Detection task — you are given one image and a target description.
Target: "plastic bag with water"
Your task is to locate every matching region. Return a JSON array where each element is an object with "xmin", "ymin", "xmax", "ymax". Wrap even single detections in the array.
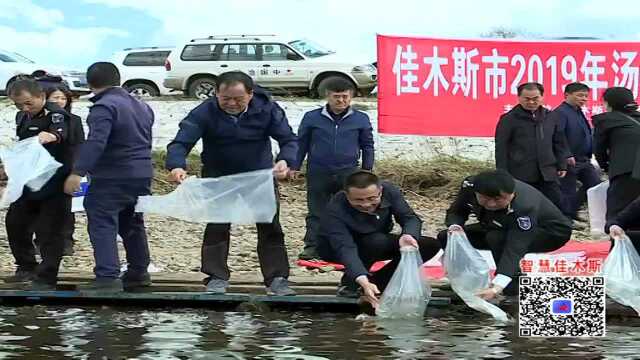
[
  {"xmin": 602, "ymin": 235, "xmax": 640, "ymax": 315},
  {"xmin": 0, "ymin": 136, "xmax": 62, "ymax": 207},
  {"xmin": 135, "ymin": 168, "xmax": 277, "ymax": 224},
  {"xmin": 443, "ymin": 231, "xmax": 510, "ymax": 322},
  {"xmin": 587, "ymin": 181, "xmax": 609, "ymax": 236},
  {"xmin": 376, "ymin": 246, "xmax": 432, "ymax": 318}
]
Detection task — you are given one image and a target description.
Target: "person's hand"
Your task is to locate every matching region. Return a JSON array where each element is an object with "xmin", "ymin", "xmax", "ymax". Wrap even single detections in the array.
[
  {"xmin": 610, "ymin": 225, "xmax": 625, "ymax": 239},
  {"xmin": 273, "ymin": 160, "xmax": 289, "ymax": 180},
  {"xmin": 448, "ymin": 224, "xmax": 464, "ymax": 233},
  {"xmin": 398, "ymin": 234, "xmax": 419, "ymax": 249},
  {"xmin": 475, "ymin": 285, "xmax": 504, "ymax": 301},
  {"xmin": 63, "ymin": 174, "xmax": 82, "ymax": 195},
  {"xmin": 37, "ymin": 131, "xmax": 57, "ymax": 144},
  {"xmin": 356, "ymin": 276, "xmax": 380, "ymax": 309},
  {"xmin": 169, "ymin": 168, "xmax": 188, "ymax": 183},
  {"xmin": 567, "ymin": 157, "xmax": 576, "ymax": 167},
  {"xmin": 557, "ymin": 170, "xmax": 567, "ymax": 178}
]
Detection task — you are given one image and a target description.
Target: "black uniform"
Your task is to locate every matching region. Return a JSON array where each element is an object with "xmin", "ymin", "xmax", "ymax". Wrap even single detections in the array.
[
  {"xmin": 606, "ymin": 195, "xmax": 640, "ymax": 252},
  {"xmin": 592, "ymin": 110, "xmax": 640, "ymax": 222},
  {"xmin": 5, "ymin": 102, "xmax": 74, "ymax": 285},
  {"xmin": 495, "ymin": 104, "xmax": 570, "ymax": 215},
  {"xmin": 316, "ymin": 181, "xmax": 441, "ymax": 290},
  {"xmin": 437, "ymin": 177, "xmax": 572, "ymax": 294}
]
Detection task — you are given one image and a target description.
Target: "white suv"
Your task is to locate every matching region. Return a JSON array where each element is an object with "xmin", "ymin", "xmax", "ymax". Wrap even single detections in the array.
[
  {"xmin": 112, "ymin": 47, "xmax": 174, "ymax": 97},
  {"xmin": 163, "ymin": 35, "xmax": 377, "ymax": 99},
  {"xmin": 0, "ymin": 49, "xmax": 89, "ymax": 95}
]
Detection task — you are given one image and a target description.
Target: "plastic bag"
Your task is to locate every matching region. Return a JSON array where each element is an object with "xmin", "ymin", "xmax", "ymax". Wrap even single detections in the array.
[
  {"xmin": 443, "ymin": 232, "xmax": 510, "ymax": 322},
  {"xmin": 0, "ymin": 136, "xmax": 62, "ymax": 207},
  {"xmin": 135, "ymin": 168, "xmax": 277, "ymax": 224},
  {"xmin": 376, "ymin": 246, "xmax": 431, "ymax": 318},
  {"xmin": 602, "ymin": 235, "xmax": 640, "ymax": 315},
  {"xmin": 587, "ymin": 181, "xmax": 609, "ymax": 236}
]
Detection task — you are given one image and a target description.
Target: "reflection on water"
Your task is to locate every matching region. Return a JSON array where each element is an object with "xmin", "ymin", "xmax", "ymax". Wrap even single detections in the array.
[{"xmin": 0, "ymin": 305, "xmax": 637, "ymax": 359}]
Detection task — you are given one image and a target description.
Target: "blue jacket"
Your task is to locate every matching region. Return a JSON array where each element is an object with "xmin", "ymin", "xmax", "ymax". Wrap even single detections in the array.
[
  {"xmin": 165, "ymin": 90, "xmax": 298, "ymax": 177},
  {"xmin": 294, "ymin": 105, "xmax": 374, "ymax": 172},
  {"xmin": 549, "ymin": 102, "xmax": 593, "ymax": 162},
  {"xmin": 318, "ymin": 182, "xmax": 422, "ymax": 281},
  {"xmin": 73, "ymin": 87, "xmax": 154, "ymax": 179}
]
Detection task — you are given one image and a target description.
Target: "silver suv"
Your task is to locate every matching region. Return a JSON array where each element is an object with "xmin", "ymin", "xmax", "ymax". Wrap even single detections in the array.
[{"xmin": 163, "ymin": 35, "xmax": 377, "ymax": 99}]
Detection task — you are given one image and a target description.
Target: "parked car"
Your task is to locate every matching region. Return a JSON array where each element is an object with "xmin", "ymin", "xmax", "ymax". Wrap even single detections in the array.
[
  {"xmin": 0, "ymin": 49, "xmax": 88, "ymax": 96},
  {"xmin": 112, "ymin": 47, "xmax": 175, "ymax": 97},
  {"xmin": 163, "ymin": 35, "xmax": 377, "ymax": 99}
]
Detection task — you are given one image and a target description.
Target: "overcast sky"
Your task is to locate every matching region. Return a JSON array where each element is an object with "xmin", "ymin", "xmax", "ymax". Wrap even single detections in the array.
[{"xmin": 2, "ymin": 0, "xmax": 640, "ymax": 70}]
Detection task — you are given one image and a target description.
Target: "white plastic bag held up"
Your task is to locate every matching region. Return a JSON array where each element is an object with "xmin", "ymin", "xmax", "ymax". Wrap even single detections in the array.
[
  {"xmin": 587, "ymin": 181, "xmax": 609, "ymax": 236},
  {"xmin": 135, "ymin": 169, "xmax": 277, "ymax": 224},
  {"xmin": 376, "ymin": 246, "xmax": 432, "ymax": 318},
  {"xmin": 602, "ymin": 235, "xmax": 640, "ymax": 315},
  {"xmin": 0, "ymin": 136, "xmax": 62, "ymax": 207},
  {"xmin": 443, "ymin": 232, "xmax": 510, "ymax": 322}
]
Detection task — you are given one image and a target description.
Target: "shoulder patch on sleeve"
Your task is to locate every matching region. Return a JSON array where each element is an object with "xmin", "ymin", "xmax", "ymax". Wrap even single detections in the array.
[
  {"xmin": 462, "ymin": 179, "xmax": 474, "ymax": 189},
  {"xmin": 50, "ymin": 113, "xmax": 64, "ymax": 124},
  {"xmin": 517, "ymin": 216, "xmax": 532, "ymax": 231}
]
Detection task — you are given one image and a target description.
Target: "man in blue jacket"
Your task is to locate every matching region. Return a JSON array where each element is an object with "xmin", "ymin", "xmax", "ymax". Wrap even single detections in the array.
[
  {"xmin": 64, "ymin": 62, "xmax": 154, "ymax": 292},
  {"xmin": 166, "ymin": 71, "xmax": 298, "ymax": 296},
  {"xmin": 548, "ymin": 82, "xmax": 601, "ymax": 223},
  {"xmin": 293, "ymin": 77, "xmax": 375, "ymax": 260},
  {"xmin": 317, "ymin": 170, "xmax": 441, "ymax": 303}
]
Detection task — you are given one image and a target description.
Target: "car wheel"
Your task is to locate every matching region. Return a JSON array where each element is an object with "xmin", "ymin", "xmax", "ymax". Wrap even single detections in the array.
[
  {"xmin": 315, "ymin": 75, "xmax": 355, "ymax": 99},
  {"xmin": 125, "ymin": 83, "xmax": 159, "ymax": 97},
  {"xmin": 189, "ymin": 77, "xmax": 217, "ymax": 99}
]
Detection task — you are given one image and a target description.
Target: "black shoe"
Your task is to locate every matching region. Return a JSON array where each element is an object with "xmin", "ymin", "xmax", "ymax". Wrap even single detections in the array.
[
  {"xmin": 77, "ymin": 278, "xmax": 123, "ymax": 292},
  {"xmin": 121, "ymin": 271, "xmax": 151, "ymax": 291},
  {"xmin": 30, "ymin": 281, "xmax": 57, "ymax": 291},
  {"xmin": 298, "ymin": 248, "xmax": 320, "ymax": 261},
  {"xmin": 336, "ymin": 285, "xmax": 360, "ymax": 298},
  {"xmin": 4, "ymin": 269, "xmax": 36, "ymax": 283}
]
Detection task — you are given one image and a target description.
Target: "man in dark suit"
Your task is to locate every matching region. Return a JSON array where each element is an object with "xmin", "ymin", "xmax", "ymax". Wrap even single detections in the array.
[{"xmin": 495, "ymin": 82, "xmax": 570, "ymax": 217}]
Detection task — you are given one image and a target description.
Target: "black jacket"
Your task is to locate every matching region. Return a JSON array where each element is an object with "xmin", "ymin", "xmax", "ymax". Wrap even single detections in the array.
[
  {"xmin": 606, "ymin": 194, "xmax": 640, "ymax": 232},
  {"xmin": 15, "ymin": 102, "xmax": 75, "ymax": 199},
  {"xmin": 592, "ymin": 111, "xmax": 640, "ymax": 180},
  {"xmin": 445, "ymin": 177, "xmax": 572, "ymax": 279},
  {"xmin": 495, "ymin": 105, "xmax": 568, "ymax": 183},
  {"xmin": 318, "ymin": 182, "xmax": 422, "ymax": 281}
]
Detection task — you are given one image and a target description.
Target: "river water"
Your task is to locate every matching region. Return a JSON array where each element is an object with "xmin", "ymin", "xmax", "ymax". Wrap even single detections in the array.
[{"xmin": 0, "ymin": 305, "xmax": 638, "ymax": 359}]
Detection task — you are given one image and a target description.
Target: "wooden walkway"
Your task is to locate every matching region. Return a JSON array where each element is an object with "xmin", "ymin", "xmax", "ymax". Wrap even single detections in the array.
[{"xmin": 0, "ymin": 272, "xmax": 636, "ymax": 318}]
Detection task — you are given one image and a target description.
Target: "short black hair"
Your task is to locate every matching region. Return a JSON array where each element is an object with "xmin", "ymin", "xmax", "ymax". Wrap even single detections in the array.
[
  {"xmin": 472, "ymin": 170, "xmax": 515, "ymax": 197},
  {"xmin": 603, "ymin": 86, "xmax": 638, "ymax": 112},
  {"xmin": 325, "ymin": 77, "xmax": 355, "ymax": 95},
  {"xmin": 216, "ymin": 71, "xmax": 254, "ymax": 92},
  {"xmin": 344, "ymin": 170, "xmax": 380, "ymax": 191},
  {"xmin": 86, "ymin": 62, "xmax": 120, "ymax": 88},
  {"xmin": 517, "ymin": 82, "xmax": 544, "ymax": 96},
  {"xmin": 7, "ymin": 78, "xmax": 43, "ymax": 97},
  {"xmin": 564, "ymin": 82, "xmax": 590, "ymax": 94}
]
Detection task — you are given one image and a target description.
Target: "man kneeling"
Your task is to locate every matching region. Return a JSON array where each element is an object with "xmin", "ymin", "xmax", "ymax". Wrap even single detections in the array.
[
  {"xmin": 437, "ymin": 170, "xmax": 572, "ymax": 300},
  {"xmin": 317, "ymin": 170, "xmax": 441, "ymax": 307}
]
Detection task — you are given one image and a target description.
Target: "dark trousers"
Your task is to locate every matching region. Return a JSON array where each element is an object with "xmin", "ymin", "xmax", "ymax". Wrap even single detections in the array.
[
  {"xmin": 607, "ymin": 174, "xmax": 640, "ymax": 222},
  {"xmin": 320, "ymin": 233, "xmax": 441, "ymax": 291},
  {"xmin": 436, "ymin": 223, "xmax": 569, "ymax": 294},
  {"xmin": 35, "ymin": 212, "xmax": 76, "ymax": 250},
  {"xmin": 84, "ymin": 178, "xmax": 151, "ymax": 279},
  {"xmin": 5, "ymin": 193, "xmax": 70, "ymax": 284},
  {"xmin": 201, "ymin": 185, "xmax": 289, "ymax": 286},
  {"xmin": 529, "ymin": 180, "xmax": 570, "ymax": 217},
  {"xmin": 303, "ymin": 168, "xmax": 356, "ymax": 254},
  {"xmin": 560, "ymin": 161, "xmax": 601, "ymax": 219}
]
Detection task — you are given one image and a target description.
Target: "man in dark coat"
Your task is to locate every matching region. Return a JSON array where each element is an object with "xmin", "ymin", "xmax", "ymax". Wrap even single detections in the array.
[{"xmin": 495, "ymin": 82, "xmax": 570, "ymax": 217}]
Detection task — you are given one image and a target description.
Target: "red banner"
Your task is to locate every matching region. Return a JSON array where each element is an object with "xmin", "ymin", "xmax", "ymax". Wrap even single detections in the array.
[{"xmin": 377, "ymin": 35, "xmax": 640, "ymax": 137}]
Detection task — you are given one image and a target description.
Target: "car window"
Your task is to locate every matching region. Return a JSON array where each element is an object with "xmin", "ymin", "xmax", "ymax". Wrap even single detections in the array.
[
  {"xmin": 220, "ymin": 44, "xmax": 258, "ymax": 61},
  {"xmin": 123, "ymin": 51, "xmax": 171, "ymax": 66},
  {"xmin": 181, "ymin": 44, "xmax": 217, "ymax": 61}
]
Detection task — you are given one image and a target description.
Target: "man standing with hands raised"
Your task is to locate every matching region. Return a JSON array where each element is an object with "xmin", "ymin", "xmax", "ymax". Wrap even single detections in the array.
[{"xmin": 166, "ymin": 71, "xmax": 298, "ymax": 296}]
